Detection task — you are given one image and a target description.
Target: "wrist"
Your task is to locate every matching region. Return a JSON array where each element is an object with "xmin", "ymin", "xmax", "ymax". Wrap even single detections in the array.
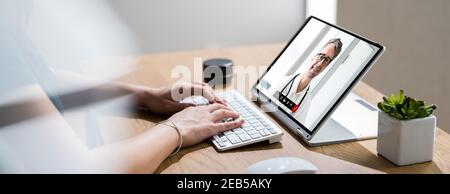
[
  {"xmin": 135, "ymin": 86, "xmax": 159, "ymax": 108},
  {"xmin": 157, "ymin": 120, "xmax": 183, "ymax": 156}
]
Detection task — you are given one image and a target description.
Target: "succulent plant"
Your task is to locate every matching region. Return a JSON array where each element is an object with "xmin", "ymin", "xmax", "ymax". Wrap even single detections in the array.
[{"xmin": 378, "ymin": 90, "xmax": 437, "ymax": 120}]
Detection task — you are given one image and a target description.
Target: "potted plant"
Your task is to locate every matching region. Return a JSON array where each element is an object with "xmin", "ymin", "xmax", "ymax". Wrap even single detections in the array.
[{"xmin": 377, "ymin": 90, "xmax": 437, "ymax": 166}]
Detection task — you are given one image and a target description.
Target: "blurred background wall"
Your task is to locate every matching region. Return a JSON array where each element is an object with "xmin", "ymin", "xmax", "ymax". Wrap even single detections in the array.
[
  {"xmin": 105, "ymin": 0, "xmax": 337, "ymax": 53},
  {"xmin": 337, "ymin": 0, "xmax": 450, "ymax": 132},
  {"xmin": 106, "ymin": 0, "xmax": 306, "ymax": 53},
  {"xmin": 29, "ymin": 0, "xmax": 307, "ymax": 57}
]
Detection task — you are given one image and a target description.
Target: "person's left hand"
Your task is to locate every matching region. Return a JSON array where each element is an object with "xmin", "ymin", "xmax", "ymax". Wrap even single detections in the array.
[{"xmin": 137, "ymin": 82, "xmax": 226, "ymax": 115}]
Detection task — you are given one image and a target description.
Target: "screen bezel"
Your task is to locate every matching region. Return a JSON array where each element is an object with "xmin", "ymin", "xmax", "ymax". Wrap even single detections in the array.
[{"xmin": 251, "ymin": 16, "xmax": 384, "ymax": 139}]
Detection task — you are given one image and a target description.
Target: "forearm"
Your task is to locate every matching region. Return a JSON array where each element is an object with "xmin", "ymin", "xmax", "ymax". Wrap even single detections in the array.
[
  {"xmin": 92, "ymin": 124, "xmax": 179, "ymax": 173},
  {"xmin": 53, "ymin": 70, "xmax": 156, "ymax": 109}
]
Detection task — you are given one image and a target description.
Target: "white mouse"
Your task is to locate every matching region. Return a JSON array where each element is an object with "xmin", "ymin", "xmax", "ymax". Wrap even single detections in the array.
[{"xmin": 245, "ymin": 157, "xmax": 318, "ymax": 174}]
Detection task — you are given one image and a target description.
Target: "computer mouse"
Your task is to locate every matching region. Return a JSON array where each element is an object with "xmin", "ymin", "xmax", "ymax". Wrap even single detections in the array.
[{"xmin": 245, "ymin": 157, "xmax": 318, "ymax": 174}]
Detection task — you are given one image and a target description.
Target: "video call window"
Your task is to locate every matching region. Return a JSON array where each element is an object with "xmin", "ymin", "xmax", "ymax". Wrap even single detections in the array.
[{"xmin": 256, "ymin": 18, "xmax": 380, "ymax": 131}]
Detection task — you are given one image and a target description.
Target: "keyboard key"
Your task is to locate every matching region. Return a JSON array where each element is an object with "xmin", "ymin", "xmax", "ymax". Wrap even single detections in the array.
[
  {"xmin": 242, "ymin": 122, "xmax": 250, "ymax": 127},
  {"xmin": 265, "ymin": 126, "xmax": 277, "ymax": 133},
  {"xmin": 246, "ymin": 129, "xmax": 258, "ymax": 135},
  {"xmin": 214, "ymin": 139, "xmax": 226, "ymax": 147},
  {"xmin": 252, "ymin": 123, "xmax": 263, "ymax": 128},
  {"xmin": 249, "ymin": 133, "xmax": 262, "ymax": 139},
  {"xmin": 223, "ymin": 131, "xmax": 234, "ymax": 136},
  {"xmin": 269, "ymin": 129, "xmax": 278, "ymax": 134},
  {"xmin": 226, "ymin": 134, "xmax": 241, "ymax": 144},
  {"xmin": 243, "ymin": 127, "xmax": 254, "ymax": 132},
  {"xmin": 249, "ymin": 120, "xmax": 259, "ymax": 125},
  {"xmin": 220, "ymin": 136, "xmax": 229, "ymax": 143},
  {"xmin": 242, "ymin": 113, "xmax": 252, "ymax": 118},
  {"xmin": 229, "ymin": 105, "xmax": 239, "ymax": 109},
  {"xmin": 259, "ymin": 129, "xmax": 271, "ymax": 137},
  {"xmin": 237, "ymin": 133, "xmax": 251, "ymax": 142},
  {"xmin": 233, "ymin": 128, "xmax": 245, "ymax": 135},
  {"xmin": 238, "ymin": 110, "xmax": 250, "ymax": 115},
  {"xmin": 228, "ymin": 100, "xmax": 238, "ymax": 104},
  {"xmin": 235, "ymin": 106, "xmax": 242, "ymax": 110},
  {"xmin": 242, "ymin": 124, "xmax": 253, "ymax": 130},
  {"xmin": 255, "ymin": 126, "xmax": 265, "ymax": 131},
  {"xmin": 248, "ymin": 116, "xmax": 258, "ymax": 120},
  {"xmin": 218, "ymin": 142, "xmax": 226, "ymax": 147}
]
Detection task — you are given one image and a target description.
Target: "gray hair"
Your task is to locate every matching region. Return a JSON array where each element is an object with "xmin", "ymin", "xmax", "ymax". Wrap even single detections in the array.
[{"xmin": 324, "ymin": 38, "xmax": 343, "ymax": 60}]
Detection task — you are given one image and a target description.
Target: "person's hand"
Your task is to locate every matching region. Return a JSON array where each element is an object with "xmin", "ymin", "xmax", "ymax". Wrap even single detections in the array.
[
  {"xmin": 138, "ymin": 82, "xmax": 226, "ymax": 115},
  {"xmin": 168, "ymin": 103, "xmax": 244, "ymax": 147}
]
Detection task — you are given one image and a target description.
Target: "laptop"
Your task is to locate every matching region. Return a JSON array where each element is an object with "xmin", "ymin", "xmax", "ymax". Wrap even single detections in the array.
[{"xmin": 190, "ymin": 16, "xmax": 385, "ymax": 150}]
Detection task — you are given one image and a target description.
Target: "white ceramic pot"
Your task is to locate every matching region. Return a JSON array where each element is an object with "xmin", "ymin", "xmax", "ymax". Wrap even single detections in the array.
[{"xmin": 377, "ymin": 111, "xmax": 436, "ymax": 166}]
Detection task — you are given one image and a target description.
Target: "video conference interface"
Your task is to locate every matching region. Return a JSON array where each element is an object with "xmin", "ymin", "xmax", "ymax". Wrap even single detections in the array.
[{"xmin": 256, "ymin": 18, "xmax": 380, "ymax": 131}]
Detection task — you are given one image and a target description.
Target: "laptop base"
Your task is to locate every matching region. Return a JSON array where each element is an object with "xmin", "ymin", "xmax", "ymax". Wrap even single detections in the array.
[{"xmin": 306, "ymin": 92, "xmax": 379, "ymax": 146}]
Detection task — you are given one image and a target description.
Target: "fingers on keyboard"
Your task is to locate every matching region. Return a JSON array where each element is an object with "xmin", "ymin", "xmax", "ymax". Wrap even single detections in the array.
[
  {"xmin": 213, "ymin": 119, "xmax": 244, "ymax": 132},
  {"xmin": 212, "ymin": 92, "xmax": 282, "ymax": 150},
  {"xmin": 211, "ymin": 110, "xmax": 240, "ymax": 122},
  {"xmin": 206, "ymin": 103, "xmax": 228, "ymax": 112}
]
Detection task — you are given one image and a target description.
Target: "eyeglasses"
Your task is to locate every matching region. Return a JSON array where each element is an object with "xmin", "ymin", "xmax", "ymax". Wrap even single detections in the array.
[{"xmin": 315, "ymin": 53, "xmax": 332, "ymax": 65}]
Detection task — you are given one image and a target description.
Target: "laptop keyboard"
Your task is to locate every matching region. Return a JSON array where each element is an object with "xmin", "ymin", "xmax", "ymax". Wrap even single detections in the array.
[{"xmin": 211, "ymin": 91, "xmax": 283, "ymax": 151}]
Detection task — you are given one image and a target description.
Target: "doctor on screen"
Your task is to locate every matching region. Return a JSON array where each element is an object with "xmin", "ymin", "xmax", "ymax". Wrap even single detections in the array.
[{"xmin": 277, "ymin": 38, "xmax": 342, "ymax": 120}]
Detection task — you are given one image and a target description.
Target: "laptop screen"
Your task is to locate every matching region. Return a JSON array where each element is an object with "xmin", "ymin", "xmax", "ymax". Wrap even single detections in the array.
[{"xmin": 255, "ymin": 17, "xmax": 383, "ymax": 134}]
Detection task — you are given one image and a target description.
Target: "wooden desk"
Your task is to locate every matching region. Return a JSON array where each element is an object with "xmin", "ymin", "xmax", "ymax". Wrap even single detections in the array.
[{"xmin": 90, "ymin": 43, "xmax": 449, "ymax": 174}]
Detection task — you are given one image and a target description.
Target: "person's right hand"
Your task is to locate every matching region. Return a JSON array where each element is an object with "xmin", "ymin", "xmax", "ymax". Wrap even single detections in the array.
[{"xmin": 168, "ymin": 103, "xmax": 244, "ymax": 147}]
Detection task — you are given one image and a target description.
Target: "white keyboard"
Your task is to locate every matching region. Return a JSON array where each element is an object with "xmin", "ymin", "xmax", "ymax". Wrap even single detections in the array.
[{"xmin": 183, "ymin": 91, "xmax": 284, "ymax": 151}]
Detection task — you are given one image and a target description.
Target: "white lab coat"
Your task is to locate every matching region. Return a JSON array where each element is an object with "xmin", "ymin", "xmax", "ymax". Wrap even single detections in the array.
[{"xmin": 275, "ymin": 73, "xmax": 312, "ymax": 124}]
